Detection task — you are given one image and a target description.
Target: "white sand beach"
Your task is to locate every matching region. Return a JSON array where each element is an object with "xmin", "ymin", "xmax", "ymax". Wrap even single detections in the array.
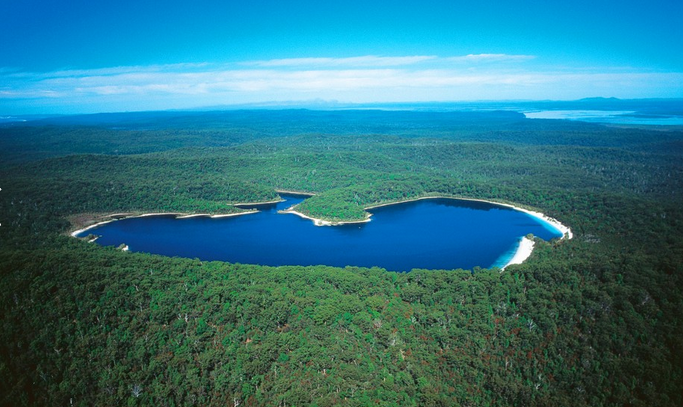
[
  {"xmin": 70, "ymin": 193, "xmax": 570, "ymax": 270},
  {"xmin": 233, "ymin": 198, "xmax": 285, "ymax": 206},
  {"xmin": 274, "ymin": 189, "xmax": 316, "ymax": 196},
  {"xmin": 365, "ymin": 195, "xmax": 572, "ymax": 269},
  {"xmin": 501, "ymin": 237, "xmax": 535, "ymax": 270},
  {"xmin": 367, "ymin": 195, "xmax": 572, "ymax": 240},
  {"xmin": 70, "ymin": 219, "xmax": 117, "ymax": 237},
  {"xmin": 209, "ymin": 212, "xmax": 258, "ymax": 218},
  {"xmin": 176, "ymin": 211, "xmax": 256, "ymax": 219},
  {"xmin": 70, "ymin": 210, "xmax": 257, "ymax": 236},
  {"xmin": 279, "ymin": 208, "xmax": 371, "ymax": 226},
  {"xmin": 505, "ymin": 206, "xmax": 573, "ymax": 240}
]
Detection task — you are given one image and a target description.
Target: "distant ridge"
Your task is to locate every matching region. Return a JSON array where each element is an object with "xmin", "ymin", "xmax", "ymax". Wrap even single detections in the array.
[
  {"xmin": 578, "ymin": 97, "xmax": 621, "ymax": 102},
  {"xmin": 3, "ymin": 98, "xmax": 682, "ymax": 127}
]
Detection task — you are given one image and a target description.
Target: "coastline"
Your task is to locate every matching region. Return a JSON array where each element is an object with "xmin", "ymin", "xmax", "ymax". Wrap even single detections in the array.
[
  {"xmin": 274, "ymin": 189, "xmax": 316, "ymax": 196},
  {"xmin": 234, "ymin": 198, "xmax": 285, "ymax": 206},
  {"xmin": 68, "ymin": 191, "xmax": 307, "ymax": 237},
  {"xmin": 500, "ymin": 237, "xmax": 535, "ymax": 270},
  {"xmin": 365, "ymin": 195, "xmax": 573, "ymax": 240},
  {"xmin": 278, "ymin": 208, "xmax": 371, "ymax": 226},
  {"xmin": 69, "ymin": 209, "xmax": 257, "ymax": 237},
  {"xmin": 275, "ymin": 189, "xmax": 369, "ymax": 226},
  {"xmin": 176, "ymin": 211, "xmax": 257, "ymax": 219},
  {"xmin": 365, "ymin": 195, "xmax": 572, "ymax": 270},
  {"xmin": 69, "ymin": 191, "xmax": 571, "ymax": 270},
  {"xmin": 70, "ymin": 218, "xmax": 118, "ymax": 237}
]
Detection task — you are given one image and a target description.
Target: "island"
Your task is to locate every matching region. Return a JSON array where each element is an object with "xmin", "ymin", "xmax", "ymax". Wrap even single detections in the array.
[{"xmin": 1, "ymin": 107, "xmax": 681, "ymax": 407}]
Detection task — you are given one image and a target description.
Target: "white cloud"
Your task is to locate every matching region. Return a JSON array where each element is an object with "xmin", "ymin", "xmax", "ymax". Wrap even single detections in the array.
[
  {"xmin": 447, "ymin": 54, "xmax": 536, "ymax": 63},
  {"xmin": 1, "ymin": 56, "xmax": 682, "ymax": 113},
  {"xmin": 244, "ymin": 54, "xmax": 536, "ymax": 68},
  {"xmin": 243, "ymin": 55, "xmax": 437, "ymax": 68}
]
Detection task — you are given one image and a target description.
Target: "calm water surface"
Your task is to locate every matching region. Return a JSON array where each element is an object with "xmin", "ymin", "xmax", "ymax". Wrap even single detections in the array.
[{"xmin": 77, "ymin": 194, "xmax": 562, "ymax": 272}]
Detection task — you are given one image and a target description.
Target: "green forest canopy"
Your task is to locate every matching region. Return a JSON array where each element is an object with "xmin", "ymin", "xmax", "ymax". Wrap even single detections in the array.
[{"xmin": 1, "ymin": 109, "xmax": 682, "ymax": 406}]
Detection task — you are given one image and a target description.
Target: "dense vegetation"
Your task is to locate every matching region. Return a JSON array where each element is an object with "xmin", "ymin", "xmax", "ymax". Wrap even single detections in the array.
[{"xmin": 1, "ymin": 109, "xmax": 682, "ymax": 406}]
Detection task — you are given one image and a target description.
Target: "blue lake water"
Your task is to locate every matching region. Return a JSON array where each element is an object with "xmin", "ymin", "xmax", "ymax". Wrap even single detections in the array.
[{"xmin": 76, "ymin": 194, "xmax": 563, "ymax": 272}]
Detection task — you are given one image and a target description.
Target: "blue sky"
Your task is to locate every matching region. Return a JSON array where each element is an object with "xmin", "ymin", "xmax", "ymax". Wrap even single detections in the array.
[{"xmin": 1, "ymin": 0, "xmax": 682, "ymax": 114}]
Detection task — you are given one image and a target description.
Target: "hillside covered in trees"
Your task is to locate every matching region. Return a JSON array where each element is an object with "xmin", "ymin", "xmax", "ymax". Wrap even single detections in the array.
[{"xmin": 1, "ymin": 109, "xmax": 682, "ymax": 406}]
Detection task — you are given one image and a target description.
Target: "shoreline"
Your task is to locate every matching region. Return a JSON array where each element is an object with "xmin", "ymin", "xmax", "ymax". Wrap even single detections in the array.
[
  {"xmin": 69, "ymin": 191, "xmax": 571, "ymax": 270},
  {"xmin": 234, "ymin": 198, "xmax": 285, "ymax": 206},
  {"xmin": 365, "ymin": 195, "xmax": 573, "ymax": 240},
  {"xmin": 365, "ymin": 195, "xmax": 572, "ymax": 270},
  {"xmin": 500, "ymin": 237, "xmax": 535, "ymax": 270},
  {"xmin": 278, "ymin": 208, "xmax": 371, "ymax": 226},
  {"xmin": 276, "ymin": 189, "xmax": 370, "ymax": 226},
  {"xmin": 176, "ymin": 211, "xmax": 257, "ymax": 219},
  {"xmin": 68, "ymin": 191, "xmax": 308, "ymax": 237},
  {"xmin": 274, "ymin": 189, "xmax": 316, "ymax": 196},
  {"xmin": 69, "ymin": 209, "xmax": 257, "ymax": 237}
]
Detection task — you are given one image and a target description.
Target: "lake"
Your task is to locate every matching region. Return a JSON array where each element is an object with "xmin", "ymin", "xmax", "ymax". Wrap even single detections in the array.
[{"xmin": 75, "ymin": 194, "xmax": 563, "ymax": 272}]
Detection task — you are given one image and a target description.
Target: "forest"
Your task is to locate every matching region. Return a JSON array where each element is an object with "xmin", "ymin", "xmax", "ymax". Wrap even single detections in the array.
[{"xmin": 1, "ymin": 109, "xmax": 682, "ymax": 406}]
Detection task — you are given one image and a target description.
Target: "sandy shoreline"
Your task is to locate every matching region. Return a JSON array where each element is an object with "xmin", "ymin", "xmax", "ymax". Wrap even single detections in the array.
[
  {"xmin": 365, "ymin": 195, "xmax": 572, "ymax": 269},
  {"xmin": 69, "ymin": 192, "xmax": 299, "ymax": 237},
  {"xmin": 70, "ymin": 218, "xmax": 118, "ymax": 237},
  {"xmin": 70, "ymin": 191, "xmax": 571, "ymax": 270},
  {"xmin": 278, "ymin": 194, "xmax": 572, "ymax": 263},
  {"xmin": 176, "ymin": 211, "xmax": 257, "ymax": 219},
  {"xmin": 274, "ymin": 189, "xmax": 316, "ymax": 196},
  {"xmin": 279, "ymin": 208, "xmax": 371, "ymax": 226},
  {"xmin": 366, "ymin": 195, "xmax": 572, "ymax": 240},
  {"xmin": 70, "ymin": 209, "xmax": 257, "ymax": 237},
  {"xmin": 276, "ymin": 190, "xmax": 370, "ymax": 226},
  {"xmin": 501, "ymin": 237, "xmax": 535, "ymax": 270},
  {"xmin": 234, "ymin": 198, "xmax": 285, "ymax": 206}
]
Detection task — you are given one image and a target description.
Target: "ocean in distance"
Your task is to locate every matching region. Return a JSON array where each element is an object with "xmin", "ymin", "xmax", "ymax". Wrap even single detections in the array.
[
  {"xmin": 524, "ymin": 110, "xmax": 683, "ymax": 126},
  {"xmin": 76, "ymin": 194, "xmax": 563, "ymax": 272}
]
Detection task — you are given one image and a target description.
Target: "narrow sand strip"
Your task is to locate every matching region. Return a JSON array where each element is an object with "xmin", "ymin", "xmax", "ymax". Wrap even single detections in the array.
[
  {"xmin": 366, "ymin": 195, "xmax": 571, "ymax": 269},
  {"xmin": 279, "ymin": 208, "xmax": 370, "ymax": 226},
  {"xmin": 176, "ymin": 211, "xmax": 256, "ymax": 219},
  {"xmin": 71, "ymin": 193, "xmax": 570, "ymax": 270},
  {"xmin": 233, "ymin": 198, "xmax": 285, "ymax": 206},
  {"xmin": 209, "ymin": 212, "xmax": 257, "ymax": 218},
  {"xmin": 501, "ymin": 237, "xmax": 535, "ymax": 270},
  {"xmin": 461, "ymin": 199, "xmax": 572, "ymax": 240},
  {"xmin": 71, "ymin": 210, "xmax": 256, "ymax": 236},
  {"xmin": 506, "ymin": 206, "xmax": 573, "ymax": 240},
  {"xmin": 71, "ymin": 219, "xmax": 117, "ymax": 237},
  {"xmin": 366, "ymin": 196, "xmax": 572, "ymax": 240},
  {"xmin": 274, "ymin": 189, "xmax": 316, "ymax": 196}
]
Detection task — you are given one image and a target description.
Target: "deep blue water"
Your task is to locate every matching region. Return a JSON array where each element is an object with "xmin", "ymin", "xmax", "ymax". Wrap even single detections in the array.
[{"xmin": 76, "ymin": 194, "xmax": 563, "ymax": 272}]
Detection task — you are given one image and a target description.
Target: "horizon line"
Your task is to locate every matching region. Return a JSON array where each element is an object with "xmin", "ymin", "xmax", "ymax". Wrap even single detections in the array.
[{"xmin": 4, "ymin": 97, "xmax": 683, "ymax": 118}]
